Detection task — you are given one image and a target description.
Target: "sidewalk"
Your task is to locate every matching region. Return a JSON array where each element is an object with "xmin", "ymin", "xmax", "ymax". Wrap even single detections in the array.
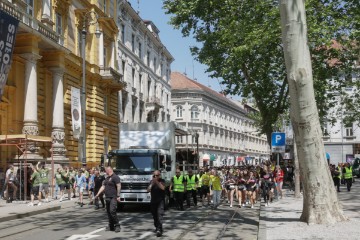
[
  {"xmin": 258, "ymin": 181, "xmax": 360, "ymax": 240},
  {"xmin": 0, "ymin": 197, "xmax": 76, "ymax": 223}
]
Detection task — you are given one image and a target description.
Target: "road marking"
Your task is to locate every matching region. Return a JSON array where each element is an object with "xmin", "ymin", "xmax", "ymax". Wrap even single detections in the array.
[
  {"xmin": 87, "ymin": 227, "xmax": 105, "ymax": 235},
  {"xmin": 137, "ymin": 231, "xmax": 152, "ymax": 239},
  {"xmin": 65, "ymin": 235, "xmax": 100, "ymax": 240}
]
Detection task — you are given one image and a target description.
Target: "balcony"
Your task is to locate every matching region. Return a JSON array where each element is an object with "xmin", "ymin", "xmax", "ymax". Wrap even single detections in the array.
[
  {"xmin": 145, "ymin": 96, "xmax": 162, "ymax": 112},
  {"xmin": 99, "ymin": 67, "xmax": 126, "ymax": 92},
  {"xmin": 0, "ymin": 0, "xmax": 61, "ymax": 45}
]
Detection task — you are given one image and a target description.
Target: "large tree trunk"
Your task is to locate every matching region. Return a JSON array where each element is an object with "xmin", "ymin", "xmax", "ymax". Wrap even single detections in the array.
[
  {"xmin": 279, "ymin": 0, "xmax": 346, "ymax": 224},
  {"xmin": 293, "ymin": 135, "xmax": 301, "ymax": 198}
]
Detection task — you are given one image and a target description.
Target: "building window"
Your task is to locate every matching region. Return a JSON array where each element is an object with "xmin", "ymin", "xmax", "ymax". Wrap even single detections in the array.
[
  {"xmin": 176, "ymin": 106, "xmax": 183, "ymax": 118},
  {"xmin": 109, "ymin": 0, "xmax": 114, "ymax": 17},
  {"xmin": 26, "ymin": 0, "xmax": 34, "ymax": 16},
  {"xmin": 104, "ymin": 95, "xmax": 109, "ymax": 115},
  {"xmin": 131, "ymin": 34, "xmax": 135, "ymax": 52},
  {"xmin": 153, "ymin": 57, "xmax": 157, "ymax": 72},
  {"xmin": 139, "ymin": 74, "xmax": 143, "ymax": 93},
  {"xmin": 78, "ymin": 29, "xmax": 82, "ymax": 56},
  {"xmin": 103, "ymin": 47, "xmax": 107, "ymax": 67},
  {"xmin": 147, "ymin": 51, "xmax": 150, "ymax": 67},
  {"xmin": 122, "ymin": 60, "xmax": 126, "ymax": 75},
  {"xmin": 132, "ymin": 68, "xmax": 135, "ymax": 87},
  {"xmin": 191, "ymin": 106, "xmax": 199, "ymax": 120},
  {"xmin": 138, "ymin": 42, "xmax": 142, "ymax": 59},
  {"xmin": 176, "ymin": 136, "xmax": 183, "ymax": 144},
  {"xmin": 121, "ymin": 24, "xmax": 125, "ymax": 44},
  {"xmin": 56, "ymin": 13, "xmax": 62, "ymax": 35},
  {"xmin": 345, "ymin": 123, "xmax": 353, "ymax": 137}
]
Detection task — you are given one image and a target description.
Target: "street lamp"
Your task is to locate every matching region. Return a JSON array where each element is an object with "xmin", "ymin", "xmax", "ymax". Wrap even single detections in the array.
[{"xmin": 80, "ymin": 10, "xmax": 101, "ymax": 166}]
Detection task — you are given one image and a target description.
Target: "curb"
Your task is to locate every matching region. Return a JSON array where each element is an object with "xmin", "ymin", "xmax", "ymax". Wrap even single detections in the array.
[
  {"xmin": 0, "ymin": 205, "xmax": 61, "ymax": 223},
  {"xmin": 257, "ymin": 203, "xmax": 267, "ymax": 240}
]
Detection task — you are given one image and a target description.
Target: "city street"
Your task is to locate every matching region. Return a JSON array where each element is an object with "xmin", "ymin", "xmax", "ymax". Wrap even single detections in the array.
[{"xmin": 0, "ymin": 201, "xmax": 260, "ymax": 240}]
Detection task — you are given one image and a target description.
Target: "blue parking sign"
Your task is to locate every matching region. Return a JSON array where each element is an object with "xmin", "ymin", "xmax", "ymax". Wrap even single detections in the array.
[{"xmin": 271, "ymin": 132, "xmax": 286, "ymax": 153}]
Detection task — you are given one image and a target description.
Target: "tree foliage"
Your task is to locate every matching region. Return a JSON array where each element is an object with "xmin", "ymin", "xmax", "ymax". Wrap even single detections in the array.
[{"xmin": 163, "ymin": 0, "xmax": 360, "ymax": 144}]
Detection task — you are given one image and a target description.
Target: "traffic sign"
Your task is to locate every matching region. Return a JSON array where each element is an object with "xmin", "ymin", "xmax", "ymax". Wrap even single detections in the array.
[{"xmin": 271, "ymin": 132, "xmax": 286, "ymax": 153}]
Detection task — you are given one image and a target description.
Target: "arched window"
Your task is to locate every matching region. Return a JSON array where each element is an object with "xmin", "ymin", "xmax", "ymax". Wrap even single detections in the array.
[
  {"xmin": 191, "ymin": 105, "xmax": 199, "ymax": 119},
  {"xmin": 176, "ymin": 105, "xmax": 183, "ymax": 118}
]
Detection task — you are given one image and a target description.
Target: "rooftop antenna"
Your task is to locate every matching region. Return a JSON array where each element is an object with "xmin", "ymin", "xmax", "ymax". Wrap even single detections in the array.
[
  {"xmin": 184, "ymin": 67, "xmax": 187, "ymax": 76},
  {"xmin": 192, "ymin": 59, "xmax": 195, "ymax": 80},
  {"xmin": 137, "ymin": 0, "xmax": 140, "ymax": 14}
]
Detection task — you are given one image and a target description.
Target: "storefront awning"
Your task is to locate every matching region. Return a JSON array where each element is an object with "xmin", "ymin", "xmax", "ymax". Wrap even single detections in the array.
[
  {"xmin": 237, "ymin": 157, "xmax": 244, "ymax": 162},
  {"xmin": 202, "ymin": 154, "xmax": 210, "ymax": 161}
]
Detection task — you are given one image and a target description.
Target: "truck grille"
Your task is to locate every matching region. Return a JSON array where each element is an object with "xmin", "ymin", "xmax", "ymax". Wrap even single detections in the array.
[{"xmin": 122, "ymin": 182, "xmax": 149, "ymax": 190}]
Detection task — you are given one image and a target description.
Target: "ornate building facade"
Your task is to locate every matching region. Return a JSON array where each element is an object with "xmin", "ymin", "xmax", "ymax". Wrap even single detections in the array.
[
  {"xmin": 0, "ymin": 0, "xmax": 125, "ymax": 169},
  {"xmin": 171, "ymin": 72, "xmax": 270, "ymax": 167},
  {"xmin": 116, "ymin": 1, "xmax": 173, "ymax": 125}
]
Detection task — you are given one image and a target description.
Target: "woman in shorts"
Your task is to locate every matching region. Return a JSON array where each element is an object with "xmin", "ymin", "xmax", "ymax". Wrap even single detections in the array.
[
  {"xmin": 246, "ymin": 171, "xmax": 257, "ymax": 209},
  {"xmin": 236, "ymin": 172, "xmax": 246, "ymax": 208},
  {"xmin": 55, "ymin": 168, "xmax": 66, "ymax": 202},
  {"xmin": 75, "ymin": 169, "xmax": 86, "ymax": 207},
  {"xmin": 225, "ymin": 172, "xmax": 236, "ymax": 208}
]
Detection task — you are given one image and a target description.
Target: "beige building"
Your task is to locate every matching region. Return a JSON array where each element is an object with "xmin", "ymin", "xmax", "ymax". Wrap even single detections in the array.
[
  {"xmin": 170, "ymin": 72, "xmax": 270, "ymax": 167},
  {"xmin": 0, "ymin": 0, "xmax": 125, "ymax": 169}
]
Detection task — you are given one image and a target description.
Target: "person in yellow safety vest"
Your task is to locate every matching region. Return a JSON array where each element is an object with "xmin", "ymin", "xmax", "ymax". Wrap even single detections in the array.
[
  {"xmin": 197, "ymin": 169, "xmax": 204, "ymax": 199},
  {"xmin": 342, "ymin": 163, "xmax": 353, "ymax": 191},
  {"xmin": 170, "ymin": 169, "xmax": 186, "ymax": 211},
  {"xmin": 201, "ymin": 168, "xmax": 211, "ymax": 207},
  {"xmin": 185, "ymin": 169, "xmax": 199, "ymax": 207}
]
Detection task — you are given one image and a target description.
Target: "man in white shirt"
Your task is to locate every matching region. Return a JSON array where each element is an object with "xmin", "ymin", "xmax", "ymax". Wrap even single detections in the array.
[{"xmin": 4, "ymin": 165, "xmax": 18, "ymax": 202}]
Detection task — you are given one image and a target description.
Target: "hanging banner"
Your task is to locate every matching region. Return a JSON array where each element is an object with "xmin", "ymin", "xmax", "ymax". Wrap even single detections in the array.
[
  {"xmin": 71, "ymin": 87, "xmax": 81, "ymax": 139},
  {"xmin": 0, "ymin": 10, "xmax": 20, "ymax": 100}
]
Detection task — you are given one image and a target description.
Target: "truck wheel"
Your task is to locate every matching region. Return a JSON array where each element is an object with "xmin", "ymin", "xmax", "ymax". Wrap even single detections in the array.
[
  {"xmin": 164, "ymin": 194, "xmax": 170, "ymax": 210},
  {"xmin": 117, "ymin": 203, "xmax": 124, "ymax": 212}
]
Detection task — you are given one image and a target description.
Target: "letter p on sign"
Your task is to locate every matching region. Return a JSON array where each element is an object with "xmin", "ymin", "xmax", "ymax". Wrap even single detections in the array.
[{"xmin": 271, "ymin": 132, "xmax": 286, "ymax": 153}]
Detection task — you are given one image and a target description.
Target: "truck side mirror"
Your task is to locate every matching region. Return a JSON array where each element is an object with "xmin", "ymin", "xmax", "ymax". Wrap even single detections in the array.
[{"xmin": 165, "ymin": 166, "xmax": 171, "ymax": 172}]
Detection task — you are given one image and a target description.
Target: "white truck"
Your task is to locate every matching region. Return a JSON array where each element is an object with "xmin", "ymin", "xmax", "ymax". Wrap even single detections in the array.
[{"xmin": 106, "ymin": 122, "xmax": 188, "ymax": 208}]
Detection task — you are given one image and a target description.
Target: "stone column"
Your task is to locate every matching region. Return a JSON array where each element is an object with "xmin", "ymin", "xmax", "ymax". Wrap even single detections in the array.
[
  {"xmin": 21, "ymin": 53, "xmax": 42, "ymax": 159},
  {"xmin": 41, "ymin": 0, "xmax": 53, "ymax": 27},
  {"xmin": 51, "ymin": 68, "xmax": 68, "ymax": 161}
]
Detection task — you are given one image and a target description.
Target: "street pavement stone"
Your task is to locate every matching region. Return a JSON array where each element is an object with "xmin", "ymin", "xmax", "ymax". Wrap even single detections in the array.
[
  {"xmin": 259, "ymin": 180, "xmax": 360, "ymax": 240},
  {"xmin": 0, "ymin": 198, "xmax": 261, "ymax": 240}
]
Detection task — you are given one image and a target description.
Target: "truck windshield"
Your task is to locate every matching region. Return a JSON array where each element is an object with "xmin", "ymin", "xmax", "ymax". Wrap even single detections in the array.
[{"xmin": 111, "ymin": 154, "xmax": 157, "ymax": 173}]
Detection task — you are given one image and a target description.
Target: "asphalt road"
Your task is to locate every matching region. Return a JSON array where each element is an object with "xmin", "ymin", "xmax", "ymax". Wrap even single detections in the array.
[{"xmin": 0, "ymin": 200, "xmax": 260, "ymax": 240}]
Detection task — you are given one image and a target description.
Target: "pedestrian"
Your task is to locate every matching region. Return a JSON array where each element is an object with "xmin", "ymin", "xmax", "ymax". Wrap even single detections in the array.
[
  {"xmin": 200, "ymin": 168, "xmax": 211, "ymax": 207},
  {"xmin": 185, "ymin": 169, "xmax": 198, "ymax": 207},
  {"xmin": 69, "ymin": 167, "xmax": 77, "ymax": 198},
  {"xmin": 75, "ymin": 169, "xmax": 86, "ymax": 207},
  {"xmin": 170, "ymin": 169, "xmax": 186, "ymax": 211},
  {"xmin": 4, "ymin": 164, "xmax": 18, "ymax": 202},
  {"xmin": 62, "ymin": 166, "xmax": 71, "ymax": 200},
  {"xmin": 37, "ymin": 162, "xmax": 50, "ymax": 202},
  {"xmin": 274, "ymin": 165, "xmax": 284, "ymax": 199},
  {"xmin": 236, "ymin": 172, "xmax": 246, "ymax": 208},
  {"xmin": 95, "ymin": 166, "xmax": 121, "ymax": 233},
  {"xmin": 28, "ymin": 164, "xmax": 41, "ymax": 206},
  {"xmin": 147, "ymin": 170, "xmax": 166, "ymax": 237},
  {"xmin": 332, "ymin": 163, "xmax": 341, "ymax": 192},
  {"xmin": 343, "ymin": 163, "xmax": 353, "ymax": 191},
  {"xmin": 94, "ymin": 169, "xmax": 105, "ymax": 209},
  {"xmin": 225, "ymin": 171, "xmax": 236, "ymax": 208},
  {"xmin": 210, "ymin": 169, "xmax": 222, "ymax": 209},
  {"xmin": 246, "ymin": 171, "xmax": 257, "ymax": 208},
  {"xmin": 88, "ymin": 168, "xmax": 95, "ymax": 205}
]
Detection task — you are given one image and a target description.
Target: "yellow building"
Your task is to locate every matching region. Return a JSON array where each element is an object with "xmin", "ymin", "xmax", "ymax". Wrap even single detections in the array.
[{"xmin": 0, "ymin": 0, "xmax": 124, "ymax": 169}]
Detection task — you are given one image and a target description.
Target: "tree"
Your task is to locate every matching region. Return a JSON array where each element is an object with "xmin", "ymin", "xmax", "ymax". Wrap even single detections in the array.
[
  {"xmin": 163, "ymin": 0, "xmax": 359, "ymax": 145},
  {"xmin": 279, "ymin": 0, "xmax": 346, "ymax": 224}
]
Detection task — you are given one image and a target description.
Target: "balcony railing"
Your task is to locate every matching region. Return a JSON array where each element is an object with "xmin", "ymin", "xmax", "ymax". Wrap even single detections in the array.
[{"xmin": 0, "ymin": 0, "xmax": 60, "ymax": 44}]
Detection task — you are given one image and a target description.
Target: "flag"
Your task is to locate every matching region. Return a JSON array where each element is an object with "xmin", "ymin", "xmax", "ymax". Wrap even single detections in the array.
[
  {"xmin": 0, "ymin": 10, "xmax": 19, "ymax": 99},
  {"xmin": 71, "ymin": 87, "xmax": 81, "ymax": 139}
]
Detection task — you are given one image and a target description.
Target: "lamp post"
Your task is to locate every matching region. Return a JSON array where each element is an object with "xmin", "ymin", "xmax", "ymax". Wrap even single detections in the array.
[{"xmin": 80, "ymin": 10, "xmax": 101, "ymax": 166}]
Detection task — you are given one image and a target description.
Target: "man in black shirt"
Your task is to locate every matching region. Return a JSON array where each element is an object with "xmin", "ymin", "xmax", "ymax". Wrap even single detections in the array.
[
  {"xmin": 95, "ymin": 166, "xmax": 121, "ymax": 233},
  {"xmin": 147, "ymin": 170, "xmax": 166, "ymax": 237},
  {"xmin": 94, "ymin": 169, "xmax": 105, "ymax": 209}
]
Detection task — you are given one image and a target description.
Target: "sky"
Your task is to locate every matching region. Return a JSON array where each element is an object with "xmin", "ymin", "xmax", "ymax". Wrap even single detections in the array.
[{"xmin": 127, "ymin": 0, "xmax": 225, "ymax": 93}]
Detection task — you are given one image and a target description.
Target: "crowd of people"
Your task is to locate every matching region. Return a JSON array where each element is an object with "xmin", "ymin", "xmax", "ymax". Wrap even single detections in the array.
[{"xmin": 169, "ymin": 162, "xmax": 294, "ymax": 212}]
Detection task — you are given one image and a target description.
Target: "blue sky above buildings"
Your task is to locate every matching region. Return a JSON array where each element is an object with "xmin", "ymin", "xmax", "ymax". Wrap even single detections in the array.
[{"xmin": 128, "ymin": 0, "xmax": 224, "ymax": 93}]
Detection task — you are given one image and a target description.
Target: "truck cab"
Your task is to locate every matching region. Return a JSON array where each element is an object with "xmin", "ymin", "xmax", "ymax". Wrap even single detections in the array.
[{"xmin": 107, "ymin": 148, "xmax": 174, "ymax": 207}]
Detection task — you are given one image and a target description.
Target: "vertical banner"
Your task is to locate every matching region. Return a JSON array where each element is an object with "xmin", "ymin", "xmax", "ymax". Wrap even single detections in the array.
[
  {"xmin": 71, "ymin": 87, "xmax": 81, "ymax": 139},
  {"xmin": 0, "ymin": 10, "xmax": 20, "ymax": 99}
]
